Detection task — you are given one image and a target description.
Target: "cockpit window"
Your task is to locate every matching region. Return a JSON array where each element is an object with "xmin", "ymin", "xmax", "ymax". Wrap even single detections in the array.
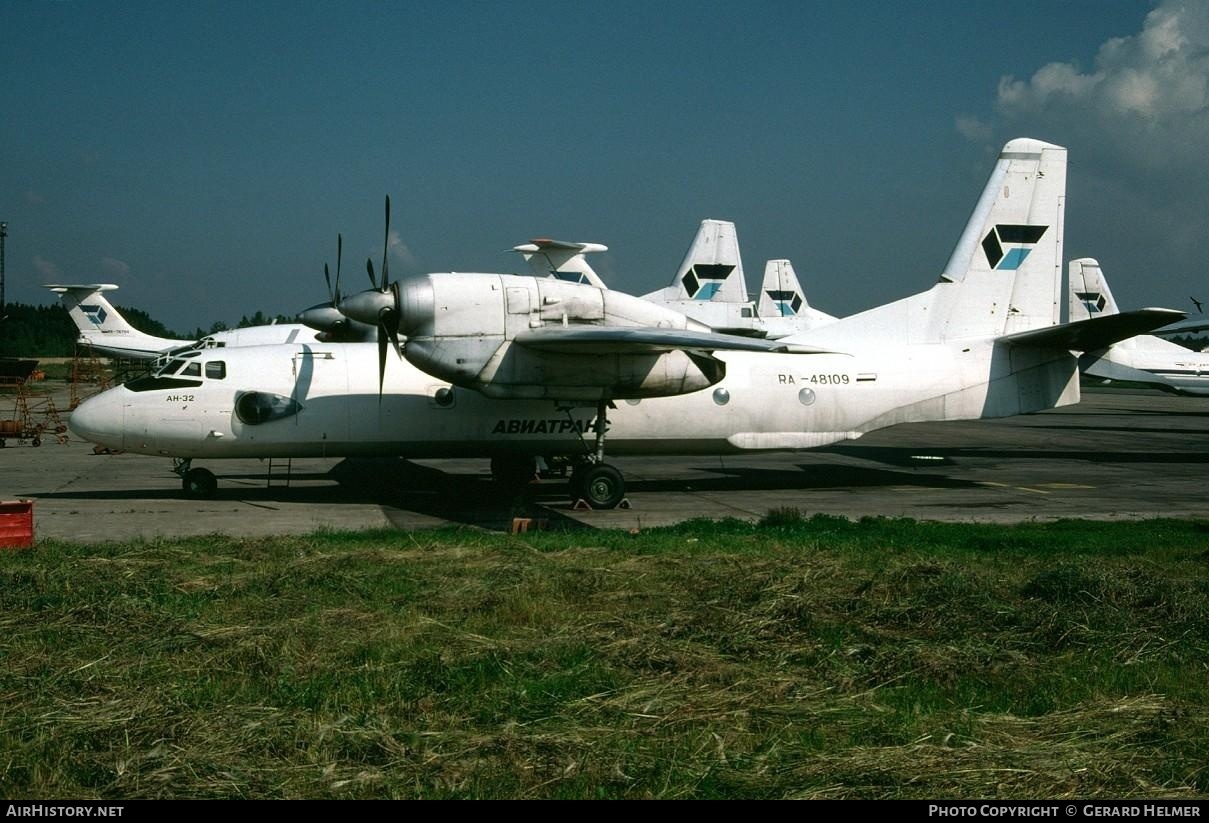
[
  {"xmin": 180, "ymin": 362, "xmax": 201, "ymax": 377},
  {"xmin": 205, "ymin": 361, "xmax": 226, "ymax": 379},
  {"xmin": 125, "ymin": 375, "xmax": 203, "ymax": 393},
  {"xmin": 159, "ymin": 359, "xmax": 185, "ymax": 375}
]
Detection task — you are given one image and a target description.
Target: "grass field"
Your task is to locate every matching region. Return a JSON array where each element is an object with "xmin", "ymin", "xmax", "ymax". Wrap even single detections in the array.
[{"xmin": 2, "ymin": 514, "xmax": 1207, "ymax": 798}]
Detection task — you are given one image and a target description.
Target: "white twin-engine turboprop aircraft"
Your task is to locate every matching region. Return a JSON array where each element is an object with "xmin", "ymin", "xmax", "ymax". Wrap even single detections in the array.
[{"xmin": 69, "ymin": 139, "xmax": 1182, "ymax": 507}]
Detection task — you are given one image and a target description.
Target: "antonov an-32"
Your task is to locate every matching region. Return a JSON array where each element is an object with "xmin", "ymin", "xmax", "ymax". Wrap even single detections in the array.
[{"xmin": 69, "ymin": 139, "xmax": 1181, "ymax": 507}]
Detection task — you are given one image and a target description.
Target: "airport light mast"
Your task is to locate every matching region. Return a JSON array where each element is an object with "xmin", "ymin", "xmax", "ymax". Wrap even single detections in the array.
[{"xmin": 0, "ymin": 221, "xmax": 7, "ymax": 314}]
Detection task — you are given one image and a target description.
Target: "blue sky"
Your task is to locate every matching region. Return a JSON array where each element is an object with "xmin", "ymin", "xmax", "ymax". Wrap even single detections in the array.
[{"xmin": 2, "ymin": 0, "xmax": 1204, "ymax": 333}]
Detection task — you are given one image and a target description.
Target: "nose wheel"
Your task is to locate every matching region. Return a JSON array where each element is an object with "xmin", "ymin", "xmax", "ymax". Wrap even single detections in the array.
[
  {"xmin": 174, "ymin": 458, "xmax": 218, "ymax": 499},
  {"xmin": 183, "ymin": 467, "xmax": 217, "ymax": 498}
]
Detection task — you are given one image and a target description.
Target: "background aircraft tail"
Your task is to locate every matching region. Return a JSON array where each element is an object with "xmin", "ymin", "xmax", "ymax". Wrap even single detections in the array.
[
  {"xmin": 46, "ymin": 283, "xmax": 189, "ymax": 358},
  {"xmin": 666, "ymin": 219, "xmax": 748, "ymax": 303},
  {"xmin": 512, "ymin": 239, "xmax": 608, "ymax": 289},
  {"xmin": 758, "ymin": 259, "xmax": 810, "ymax": 317},
  {"xmin": 1069, "ymin": 258, "xmax": 1121, "ymax": 321},
  {"xmin": 1065, "ymin": 258, "xmax": 1188, "ymax": 361}
]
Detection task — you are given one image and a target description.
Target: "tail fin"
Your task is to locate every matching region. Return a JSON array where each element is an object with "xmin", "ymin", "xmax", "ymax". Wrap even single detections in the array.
[
  {"xmin": 1069, "ymin": 258, "xmax": 1120, "ymax": 321},
  {"xmin": 45, "ymin": 283, "xmax": 189, "ymax": 358},
  {"xmin": 801, "ymin": 139, "xmax": 1067, "ymax": 349},
  {"xmin": 929, "ymin": 138, "xmax": 1066, "ymax": 339},
  {"xmin": 758, "ymin": 259, "xmax": 810, "ymax": 317},
  {"xmin": 668, "ymin": 219, "xmax": 748, "ymax": 303},
  {"xmin": 512, "ymin": 239, "xmax": 608, "ymax": 289}
]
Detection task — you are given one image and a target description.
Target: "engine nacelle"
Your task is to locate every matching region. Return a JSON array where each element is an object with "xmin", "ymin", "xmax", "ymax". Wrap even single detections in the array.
[
  {"xmin": 398, "ymin": 273, "xmax": 725, "ymax": 400},
  {"xmin": 297, "ymin": 302, "xmax": 378, "ymax": 343}
]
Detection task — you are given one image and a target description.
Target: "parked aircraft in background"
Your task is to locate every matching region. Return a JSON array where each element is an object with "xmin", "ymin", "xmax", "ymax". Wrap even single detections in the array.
[
  {"xmin": 49, "ymin": 284, "xmax": 192, "ymax": 358},
  {"xmin": 523, "ymin": 220, "xmax": 838, "ymax": 337},
  {"xmin": 513, "ymin": 238, "xmax": 609, "ymax": 288},
  {"xmin": 755, "ymin": 258, "xmax": 838, "ymax": 337},
  {"xmin": 49, "ymin": 283, "xmax": 322, "ymax": 360},
  {"xmin": 1070, "ymin": 258, "xmax": 1209, "ymax": 395},
  {"xmin": 71, "ymin": 139, "xmax": 1181, "ymax": 508}
]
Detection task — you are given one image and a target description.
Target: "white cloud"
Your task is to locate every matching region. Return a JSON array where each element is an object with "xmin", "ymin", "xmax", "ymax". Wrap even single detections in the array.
[
  {"xmin": 386, "ymin": 229, "xmax": 418, "ymax": 272},
  {"xmin": 100, "ymin": 257, "xmax": 131, "ymax": 278},
  {"xmin": 997, "ymin": 0, "xmax": 1209, "ymax": 121},
  {"xmin": 970, "ymin": 0, "xmax": 1209, "ymax": 313},
  {"xmin": 33, "ymin": 256, "xmax": 61, "ymax": 280},
  {"xmin": 955, "ymin": 114, "xmax": 992, "ymax": 143}
]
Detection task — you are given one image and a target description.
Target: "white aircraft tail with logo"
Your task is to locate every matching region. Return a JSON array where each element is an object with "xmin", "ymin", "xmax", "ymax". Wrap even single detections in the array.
[
  {"xmin": 801, "ymin": 138, "xmax": 1067, "ymax": 349},
  {"xmin": 46, "ymin": 284, "xmax": 191, "ymax": 359},
  {"xmin": 758, "ymin": 259, "xmax": 810, "ymax": 318},
  {"xmin": 512, "ymin": 239, "xmax": 608, "ymax": 289},
  {"xmin": 665, "ymin": 219, "xmax": 747, "ymax": 303},
  {"xmin": 640, "ymin": 219, "xmax": 763, "ymax": 334},
  {"xmin": 1069, "ymin": 258, "xmax": 1121, "ymax": 321},
  {"xmin": 798, "ymin": 138, "xmax": 1181, "ymax": 418}
]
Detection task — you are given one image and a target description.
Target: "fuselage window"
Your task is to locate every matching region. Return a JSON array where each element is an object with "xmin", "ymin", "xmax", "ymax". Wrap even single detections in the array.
[
  {"xmin": 205, "ymin": 361, "xmax": 227, "ymax": 380},
  {"xmin": 181, "ymin": 362, "xmax": 201, "ymax": 377}
]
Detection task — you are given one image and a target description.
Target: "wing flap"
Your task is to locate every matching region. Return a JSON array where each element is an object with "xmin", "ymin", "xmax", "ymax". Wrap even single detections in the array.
[{"xmin": 514, "ymin": 326, "xmax": 839, "ymax": 355}]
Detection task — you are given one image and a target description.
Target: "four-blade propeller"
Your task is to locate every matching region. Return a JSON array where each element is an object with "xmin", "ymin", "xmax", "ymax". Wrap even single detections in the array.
[{"xmin": 337, "ymin": 196, "xmax": 407, "ymax": 396}]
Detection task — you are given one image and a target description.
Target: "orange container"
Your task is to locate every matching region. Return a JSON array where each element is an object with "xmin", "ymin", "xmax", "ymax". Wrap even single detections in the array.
[{"xmin": 0, "ymin": 500, "xmax": 34, "ymax": 548}]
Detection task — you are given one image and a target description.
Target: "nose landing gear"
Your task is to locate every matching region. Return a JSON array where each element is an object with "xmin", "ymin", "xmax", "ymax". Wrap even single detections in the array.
[{"xmin": 174, "ymin": 458, "xmax": 217, "ymax": 498}]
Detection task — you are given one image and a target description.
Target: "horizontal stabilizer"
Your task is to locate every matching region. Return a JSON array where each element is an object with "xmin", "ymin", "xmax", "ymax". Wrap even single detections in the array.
[
  {"xmin": 516, "ymin": 239, "xmax": 608, "ymax": 254},
  {"xmin": 514, "ymin": 326, "xmax": 838, "ymax": 356},
  {"xmin": 998, "ymin": 309, "xmax": 1185, "ymax": 353},
  {"xmin": 44, "ymin": 283, "xmax": 120, "ymax": 294}
]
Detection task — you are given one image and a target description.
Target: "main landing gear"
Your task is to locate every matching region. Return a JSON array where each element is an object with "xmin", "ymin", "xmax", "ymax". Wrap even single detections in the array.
[
  {"xmin": 174, "ymin": 458, "xmax": 217, "ymax": 499},
  {"xmin": 570, "ymin": 462, "xmax": 627, "ymax": 510},
  {"xmin": 569, "ymin": 398, "xmax": 629, "ymax": 510},
  {"xmin": 488, "ymin": 400, "xmax": 631, "ymax": 510}
]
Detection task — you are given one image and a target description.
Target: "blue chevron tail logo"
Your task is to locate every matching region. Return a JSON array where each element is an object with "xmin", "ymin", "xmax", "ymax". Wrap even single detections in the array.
[{"xmin": 981, "ymin": 224, "xmax": 1048, "ymax": 271}]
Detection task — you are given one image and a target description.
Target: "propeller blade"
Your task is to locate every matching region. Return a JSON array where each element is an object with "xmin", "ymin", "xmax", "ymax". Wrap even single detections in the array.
[
  {"xmin": 366, "ymin": 257, "xmax": 377, "ymax": 290},
  {"xmin": 335, "ymin": 233, "xmax": 343, "ymax": 304},
  {"xmin": 381, "ymin": 195, "xmax": 391, "ymax": 290},
  {"xmin": 382, "ymin": 304, "xmax": 404, "ymax": 358},
  {"xmin": 323, "ymin": 263, "xmax": 333, "ymax": 304},
  {"xmin": 377, "ymin": 328, "xmax": 388, "ymax": 400}
]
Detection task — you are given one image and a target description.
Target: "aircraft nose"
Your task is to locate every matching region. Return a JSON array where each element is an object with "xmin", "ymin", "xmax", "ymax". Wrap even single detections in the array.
[{"xmin": 69, "ymin": 388, "xmax": 124, "ymax": 449}]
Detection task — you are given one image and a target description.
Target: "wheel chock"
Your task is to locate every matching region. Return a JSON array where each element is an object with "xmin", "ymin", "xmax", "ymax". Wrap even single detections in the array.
[{"xmin": 571, "ymin": 497, "xmax": 633, "ymax": 511}]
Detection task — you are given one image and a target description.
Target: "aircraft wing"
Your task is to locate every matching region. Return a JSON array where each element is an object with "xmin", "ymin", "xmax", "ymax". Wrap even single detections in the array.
[
  {"xmin": 513, "ymin": 326, "xmax": 839, "ymax": 355},
  {"xmin": 997, "ymin": 308, "xmax": 1185, "ymax": 352}
]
